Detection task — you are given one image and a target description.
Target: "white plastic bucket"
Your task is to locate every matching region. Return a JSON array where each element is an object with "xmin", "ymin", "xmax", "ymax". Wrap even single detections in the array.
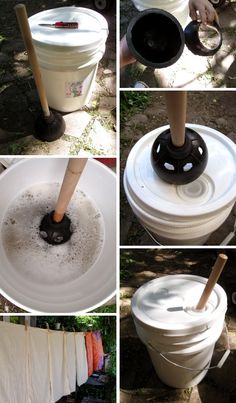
[
  {"xmin": 0, "ymin": 158, "xmax": 116, "ymax": 313},
  {"xmin": 131, "ymin": 274, "xmax": 229, "ymax": 388},
  {"xmin": 29, "ymin": 7, "xmax": 108, "ymax": 112},
  {"xmin": 124, "ymin": 124, "xmax": 236, "ymax": 245},
  {"xmin": 131, "ymin": 0, "xmax": 189, "ymax": 26}
]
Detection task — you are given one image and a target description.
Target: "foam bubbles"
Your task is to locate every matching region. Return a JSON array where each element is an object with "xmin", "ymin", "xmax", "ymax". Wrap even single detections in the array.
[{"xmin": 2, "ymin": 183, "xmax": 104, "ymax": 285}]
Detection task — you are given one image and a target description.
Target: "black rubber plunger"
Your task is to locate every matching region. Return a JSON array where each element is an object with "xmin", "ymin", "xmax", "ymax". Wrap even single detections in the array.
[
  {"xmin": 126, "ymin": 8, "xmax": 185, "ymax": 68},
  {"xmin": 39, "ymin": 158, "xmax": 88, "ymax": 245},
  {"xmin": 35, "ymin": 111, "xmax": 66, "ymax": 142},
  {"xmin": 151, "ymin": 127, "xmax": 208, "ymax": 185},
  {"xmin": 15, "ymin": 4, "xmax": 65, "ymax": 142},
  {"xmin": 39, "ymin": 211, "xmax": 72, "ymax": 245},
  {"xmin": 151, "ymin": 92, "xmax": 208, "ymax": 185}
]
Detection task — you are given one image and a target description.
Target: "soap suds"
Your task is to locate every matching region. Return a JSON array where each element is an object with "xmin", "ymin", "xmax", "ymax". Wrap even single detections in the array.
[{"xmin": 2, "ymin": 183, "xmax": 104, "ymax": 285}]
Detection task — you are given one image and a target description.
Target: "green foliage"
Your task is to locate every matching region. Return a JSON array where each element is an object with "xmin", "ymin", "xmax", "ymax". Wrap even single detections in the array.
[
  {"xmin": 93, "ymin": 304, "xmax": 116, "ymax": 313},
  {"xmin": 120, "ymin": 251, "xmax": 135, "ymax": 280},
  {"xmin": 120, "ymin": 91, "xmax": 149, "ymax": 126}
]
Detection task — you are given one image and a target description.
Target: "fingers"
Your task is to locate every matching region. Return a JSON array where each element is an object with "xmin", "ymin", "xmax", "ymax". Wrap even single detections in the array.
[{"xmin": 189, "ymin": 5, "xmax": 198, "ymax": 21}]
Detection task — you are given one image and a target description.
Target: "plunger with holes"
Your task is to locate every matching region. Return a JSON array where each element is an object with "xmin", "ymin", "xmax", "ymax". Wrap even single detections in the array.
[
  {"xmin": 40, "ymin": 158, "xmax": 88, "ymax": 245},
  {"xmin": 151, "ymin": 92, "xmax": 208, "ymax": 185},
  {"xmin": 15, "ymin": 4, "xmax": 65, "ymax": 142}
]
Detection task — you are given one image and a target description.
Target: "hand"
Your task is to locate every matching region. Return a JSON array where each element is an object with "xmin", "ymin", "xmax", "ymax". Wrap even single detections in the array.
[
  {"xmin": 120, "ymin": 35, "xmax": 136, "ymax": 69},
  {"xmin": 189, "ymin": 0, "xmax": 218, "ymax": 25}
]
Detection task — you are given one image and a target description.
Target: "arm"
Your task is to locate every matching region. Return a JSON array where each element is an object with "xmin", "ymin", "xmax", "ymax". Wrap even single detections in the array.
[
  {"xmin": 189, "ymin": 0, "xmax": 218, "ymax": 25},
  {"xmin": 120, "ymin": 35, "xmax": 136, "ymax": 69}
]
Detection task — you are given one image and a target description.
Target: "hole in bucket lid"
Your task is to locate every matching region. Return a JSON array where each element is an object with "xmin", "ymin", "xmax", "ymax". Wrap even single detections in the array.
[
  {"xmin": 198, "ymin": 146, "xmax": 203, "ymax": 155},
  {"xmin": 198, "ymin": 24, "xmax": 221, "ymax": 50},
  {"xmin": 156, "ymin": 143, "xmax": 161, "ymax": 153},
  {"xmin": 183, "ymin": 163, "xmax": 193, "ymax": 172},
  {"xmin": 164, "ymin": 162, "xmax": 175, "ymax": 171}
]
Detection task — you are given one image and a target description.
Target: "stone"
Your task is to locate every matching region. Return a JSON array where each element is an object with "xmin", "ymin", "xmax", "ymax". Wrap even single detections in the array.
[
  {"xmin": 14, "ymin": 51, "xmax": 28, "ymax": 62},
  {"xmin": 216, "ymin": 117, "xmax": 228, "ymax": 127},
  {"xmin": 87, "ymin": 119, "xmax": 116, "ymax": 154},
  {"xmin": 47, "ymin": 138, "xmax": 71, "ymax": 155},
  {"xmin": 103, "ymin": 69, "xmax": 113, "ymax": 75},
  {"xmin": 98, "ymin": 96, "xmax": 116, "ymax": 113},
  {"xmin": 76, "ymin": 149, "xmax": 93, "ymax": 157},
  {"xmin": 189, "ymin": 386, "xmax": 202, "ymax": 402},
  {"xmin": 102, "ymin": 76, "xmax": 116, "ymax": 95},
  {"xmin": 63, "ymin": 111, "xmax": 91, "ymax": 138}
]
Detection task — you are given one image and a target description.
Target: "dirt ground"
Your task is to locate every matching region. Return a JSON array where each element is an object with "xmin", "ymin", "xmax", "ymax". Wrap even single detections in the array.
[
  {"xmin": 120, "ymin": 248, "xmax": 236, "ymax": 403},
  {"xmin": 120, "ymin": 1, "xmax": 236, "ymax": 88},
  {"xmin": 0, "ymin": 0, "xmax": 116, "ymax": 155},
  {"xmin": 120, "ymin": 90, "xmax": 236, "ymax": 246}
]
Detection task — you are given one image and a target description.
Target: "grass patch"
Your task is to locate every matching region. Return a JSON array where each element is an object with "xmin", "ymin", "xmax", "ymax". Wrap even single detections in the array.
[
  {"xmin": 92, "ymin": 304, "xmax": 116, "ymax": 313},
  {"xmin": 0, "ymin": 35, "xmax": 6, "ymax": 44},
  {"xmin": 120, "ymin": 91, "xmax": 150, "ymax": 126}
]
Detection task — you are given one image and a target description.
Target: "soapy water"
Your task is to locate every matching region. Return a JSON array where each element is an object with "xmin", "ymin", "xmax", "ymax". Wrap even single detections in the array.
[{"xmin": 2, "ymin": 183, "xmax": 104, "ymax": 285}]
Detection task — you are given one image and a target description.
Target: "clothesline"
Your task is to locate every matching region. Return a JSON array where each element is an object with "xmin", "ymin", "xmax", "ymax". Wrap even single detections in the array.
[{"xmin": 0, "ymin": 321, "xmax": 104, "ymax": 403}]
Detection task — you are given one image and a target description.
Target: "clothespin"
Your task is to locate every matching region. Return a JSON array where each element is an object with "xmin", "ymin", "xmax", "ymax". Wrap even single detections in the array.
[
  {"xmin": 72, "ymin": 327, "xmax": 75, "ymax": 332},
  {"xmin": 46, "ymin": 322, "xmax": 50, "ymax": 330},
  {"xmin": 62, "ymin": 325, "xmax": 65, "ymax": 331}
]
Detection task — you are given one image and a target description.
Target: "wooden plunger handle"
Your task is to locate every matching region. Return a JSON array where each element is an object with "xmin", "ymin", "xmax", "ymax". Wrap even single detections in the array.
[
  {"xmin": 53, "ymin": 159, "xmax": 88, "ymax": 223},
  {"xmin": 14, "ymin": 4, "xmax": 50, "ymax": 117},
  {"xmin": 165, "ymin": 91, "xmax": 187, "ymax": 147},
  {"xmin": 196, "ymin": 254, "xmax": 228, "ymax": 310}
]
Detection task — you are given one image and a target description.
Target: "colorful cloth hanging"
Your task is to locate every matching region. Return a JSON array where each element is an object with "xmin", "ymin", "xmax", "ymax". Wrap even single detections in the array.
[
  {"xmin": 92, "ymin": 330, "xmax": 104, "ymax": 371},
  {"xmin": 85, "ymin": 332, "xmax": 94, "ymax": 376}
]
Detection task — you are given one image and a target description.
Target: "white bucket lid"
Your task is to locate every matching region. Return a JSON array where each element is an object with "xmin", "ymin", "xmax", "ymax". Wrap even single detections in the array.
[
  {"xmin": 132, "ymin": 274, "xmax": 227, "ymax": 335},
  {"xmin": 29, "ymin": 7, "xmax": 108, "ymax": 49},
  {"xmin": 125, "ymin": 124, "xmax": 236, "ymax": 219}
]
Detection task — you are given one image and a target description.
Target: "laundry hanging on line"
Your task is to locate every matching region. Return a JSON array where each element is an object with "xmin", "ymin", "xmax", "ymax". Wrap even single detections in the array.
[{"xmin": 0, "ymin": 322, "xmax": 104, "ymax": 403}]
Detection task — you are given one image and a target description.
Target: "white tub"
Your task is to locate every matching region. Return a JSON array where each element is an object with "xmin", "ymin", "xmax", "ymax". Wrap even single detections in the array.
[
  {"xmin": 29, "ymin": 7, "xmax": 108, "ymax": 112},
  {"xmin": 131, "ymin": 0, "xmax": 189, "ymax": 26},
  {"xmin": 132, "ymin": 274, "xmax": 228, "ymax": 388},
  {"xmin": 0, "ymin": 158, "xmax": 116, "ymax": 313},
  {"xmin": 124, "ymin": 124, "xmax": 236, "ymax": 245}
]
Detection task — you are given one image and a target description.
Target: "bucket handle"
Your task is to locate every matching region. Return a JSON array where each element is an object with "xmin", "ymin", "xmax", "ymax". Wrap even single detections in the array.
[
  {"xmin": 142, "ymin": 224, "xmax": 163, "ymax": 246},
  {"xmin": 147, "ymin": 322, "xmax": 230, "ymax": 372}
]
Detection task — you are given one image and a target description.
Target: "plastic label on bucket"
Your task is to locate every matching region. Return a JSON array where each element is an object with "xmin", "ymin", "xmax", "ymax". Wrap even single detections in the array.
[{"xmin": 65, "ymin": 81, "xmax": 83, "ymax": 98}]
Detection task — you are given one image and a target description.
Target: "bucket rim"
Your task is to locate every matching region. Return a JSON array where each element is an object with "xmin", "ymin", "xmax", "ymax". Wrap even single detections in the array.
[
  {"xmin": 131, "ymin": 274, "xmax": 227, "ymax": 334},
  {"xmin": 29, "ymin": 6, "xmax": 108, "ymax": 49},
  {"xmin": 125, "ymin": 124, "xmax": 236, "ymax": 219}
]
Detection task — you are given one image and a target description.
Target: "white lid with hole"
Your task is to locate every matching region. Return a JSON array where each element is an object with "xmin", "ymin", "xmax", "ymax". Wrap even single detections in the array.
[
  {"xmin": 132, "ymin": 274, "xmax": 227, "ymax": 335},
  {"xmin": 125, "ymin": 124, "xmax": 236, "ymax": 218},
  {"xmin": 29, "ymin": 7, "xmax": 108, "ymax": 49}
]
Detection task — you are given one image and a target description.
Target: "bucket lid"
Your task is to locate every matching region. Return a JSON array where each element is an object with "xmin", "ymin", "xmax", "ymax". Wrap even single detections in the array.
[
  {"xmin": 125, "ymin": 124, "xmax": 236, "ymax": 218},
  {"xmin": 29, "ymin": 7, "xmax": 108, "ymax": 48},
  {"xmin": 131, "ymin": 274, "xmax": 227, "ymax": 335}
]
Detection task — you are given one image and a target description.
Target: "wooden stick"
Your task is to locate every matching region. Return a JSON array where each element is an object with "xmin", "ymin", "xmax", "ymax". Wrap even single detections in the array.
[
  {"xmin": 53, "ymin": 158, "xmax": 88, "ymax": 223},
  {"xmin": 196, "ymin": 254, "xmax": 228, "ymax": 310},
  {"xmin": 14, "ymin": 4, "xmax": 50, "ymax": 117},
  {"xmin": 165, "ymin": 91, "xmax": 187, "ymax": 147}
]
